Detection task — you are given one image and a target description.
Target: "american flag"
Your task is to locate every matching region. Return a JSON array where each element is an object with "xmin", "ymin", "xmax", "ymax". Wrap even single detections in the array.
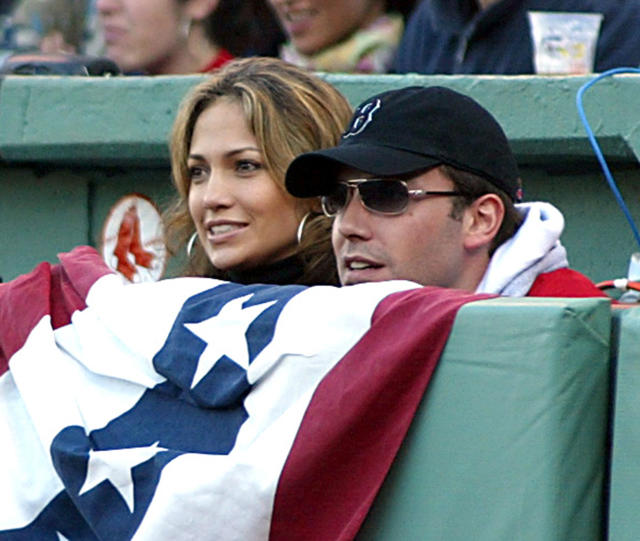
[{"xmin": 0, "ymin": 247, "xmax": 486, "ymax": 540}]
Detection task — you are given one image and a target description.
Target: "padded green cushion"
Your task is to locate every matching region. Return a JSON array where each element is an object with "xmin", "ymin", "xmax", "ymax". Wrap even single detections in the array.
[
  {"xmin": 359, "ymin": 297, "xmax": 611, "ymax": 541},
  {"xmin": 608, "ymin": 307, "xmax": 640, "ymax": 541}
]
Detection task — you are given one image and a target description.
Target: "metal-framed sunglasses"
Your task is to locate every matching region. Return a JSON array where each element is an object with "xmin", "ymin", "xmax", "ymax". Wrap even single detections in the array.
[{"xmin": 320, "ymin": 178, "xmax": 461, "ymax": 217}]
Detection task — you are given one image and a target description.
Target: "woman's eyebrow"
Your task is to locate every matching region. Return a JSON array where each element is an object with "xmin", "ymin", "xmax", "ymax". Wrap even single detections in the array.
[
  {"xmin": 188, "ymin": 147, "xmax": 261, "ymax": 161},
  {"xmin": 225, "ymin": 147, "xmax": 261, "ymax": 157}
]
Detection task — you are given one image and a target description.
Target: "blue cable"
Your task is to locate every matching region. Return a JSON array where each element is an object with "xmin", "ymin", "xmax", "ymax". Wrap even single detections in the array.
[{"xmin": 576, "ymin": 67, "xmax": 640, "ymax": 248}]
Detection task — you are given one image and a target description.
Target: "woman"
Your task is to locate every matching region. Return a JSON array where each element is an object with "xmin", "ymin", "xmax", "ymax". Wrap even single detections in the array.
[
  {"xmin": 164, "ymin": 56, "xmax": 352, "ymax": 285},
  {"xmin": 96, "ymin": 0, "xmax": 283, "ymax": 74},
  {"xmin": 268, "ymin": 0, "xmax": 418, "ymax": 73}
]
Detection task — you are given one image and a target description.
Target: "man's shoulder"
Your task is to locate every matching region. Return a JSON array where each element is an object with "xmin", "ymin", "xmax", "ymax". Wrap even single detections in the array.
[{"xmin": 526, "ymin": 268, "xmax": 607, "ymax": 298}]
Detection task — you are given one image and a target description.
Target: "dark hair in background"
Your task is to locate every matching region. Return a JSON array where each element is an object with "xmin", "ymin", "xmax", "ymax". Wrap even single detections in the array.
[{"xmin": 205, "ymin": 0, "xmax": 286, "ymax": 57}]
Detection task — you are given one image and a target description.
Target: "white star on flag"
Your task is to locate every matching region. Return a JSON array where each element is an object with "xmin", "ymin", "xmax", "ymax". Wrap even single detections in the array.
[
  {"xmin": 184, "ymin": 294, "xmax": 277, "ymax": 388},
  {"xmin": 78, "ymin": 441, "xmax": 166, "ymax": 513},
  {"xmin": 57, "ymin": 533, "xmax": 70, "ymax": 541}
]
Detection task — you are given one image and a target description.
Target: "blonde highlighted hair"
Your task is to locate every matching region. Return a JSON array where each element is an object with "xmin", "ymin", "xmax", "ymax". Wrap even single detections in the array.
[{"xmin": 164, "ymin": 57, "xmax": 352, "ymax": 283}]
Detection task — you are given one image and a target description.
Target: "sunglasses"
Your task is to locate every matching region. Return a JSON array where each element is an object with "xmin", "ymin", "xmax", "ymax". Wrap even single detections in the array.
[{"xmin": 321, "ymin": 179, "xmax": 461, "ymax": 217}]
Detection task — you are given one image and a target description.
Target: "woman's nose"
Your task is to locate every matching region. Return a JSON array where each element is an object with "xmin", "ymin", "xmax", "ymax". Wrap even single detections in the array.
[{"xmin": 200, "ymin": 174, "xmax": 235, "ymax": 210}]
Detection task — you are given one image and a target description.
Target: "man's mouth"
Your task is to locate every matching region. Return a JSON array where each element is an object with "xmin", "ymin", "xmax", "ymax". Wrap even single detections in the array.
[{"xmin": 345, "ymin": 259, "xmax": 382, "ymax": 271}]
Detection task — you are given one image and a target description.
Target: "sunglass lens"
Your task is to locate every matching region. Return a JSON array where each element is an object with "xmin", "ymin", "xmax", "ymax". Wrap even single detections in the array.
[
  {"xmin": 359, "ymin": 180, "xmax": 408, "ymax": 214},
  {"xmin": 321, "ymin": 183, "xmax": 349, "ymax": 216}
]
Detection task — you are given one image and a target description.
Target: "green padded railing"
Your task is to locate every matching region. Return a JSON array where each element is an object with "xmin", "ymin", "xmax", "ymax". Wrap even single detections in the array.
[{"xmin": 361, "ymin": 296, "xmax": 611, "ymax": 541}]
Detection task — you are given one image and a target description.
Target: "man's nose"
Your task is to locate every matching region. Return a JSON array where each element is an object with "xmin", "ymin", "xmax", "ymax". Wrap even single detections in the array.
[{"xmin": 334, "ymin": 189, "xmax": 372, "ymax": 240}]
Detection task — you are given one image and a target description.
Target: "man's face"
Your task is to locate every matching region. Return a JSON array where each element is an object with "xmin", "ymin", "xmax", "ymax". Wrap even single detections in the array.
[{"xmin": 331, "ymin": 167, "xmax": 467, "ymax": 287}]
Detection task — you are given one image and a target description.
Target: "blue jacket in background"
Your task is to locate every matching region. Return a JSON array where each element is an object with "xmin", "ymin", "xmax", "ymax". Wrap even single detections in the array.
[{"xmin": 394, "ymin": 0, "xmax": 640, "ymax": 74}]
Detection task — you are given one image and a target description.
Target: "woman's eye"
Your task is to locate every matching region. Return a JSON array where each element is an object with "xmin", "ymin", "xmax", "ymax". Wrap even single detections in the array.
[
  {"xmin": 236, "ymin": 160, "xmax": 261, "ymax": 174},
  {"xmin": 188, "ymin": 165, "xmax": 207, "ymax": 183}
]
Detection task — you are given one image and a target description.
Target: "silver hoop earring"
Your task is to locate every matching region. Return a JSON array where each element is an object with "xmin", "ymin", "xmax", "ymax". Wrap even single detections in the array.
[
  {"xmin": 186, "ymin": 232, "xmax": 198, "ymax": 257},
  {"xmin": 296, "ymin": 212, "xmax": 312, "ymax": 245}
]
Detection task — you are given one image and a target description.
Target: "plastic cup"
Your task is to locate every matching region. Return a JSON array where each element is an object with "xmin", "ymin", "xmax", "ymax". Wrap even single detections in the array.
[{"xmin": 528, "ymin": 11, "xmax": 603, "ymax": 74}]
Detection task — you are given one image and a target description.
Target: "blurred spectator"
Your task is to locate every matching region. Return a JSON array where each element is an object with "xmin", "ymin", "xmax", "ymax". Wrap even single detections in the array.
[
  {"xmin": 394, "ymin": 0, "xmax": 640, "ymax": 75},
  {"xmin": 0, "ymin": 1, "xmax": 16, "ymax": 55},
  {"xmin": 2, "ymin": 0, "xmax": 283, "ymax": 74},
  {"xmin": 268, "ymin": 0, "xmax": 417, "ymax": 73},
  {"xmin": 96, "ymin": 0, "xmax": 232, "ymax": 74},
  {"xmin": 96, "ymin": 0, "xmax": 284, "ymax": 75},
  {"xmin": 3, "ymin": 0, "xmax": 103, "ymax": 55}
]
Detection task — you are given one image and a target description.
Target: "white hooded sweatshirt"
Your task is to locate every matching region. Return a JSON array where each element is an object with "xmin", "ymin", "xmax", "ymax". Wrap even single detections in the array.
[{"xmin": 476, "ymin": 202, "xmax": 569, "ymax": 297}]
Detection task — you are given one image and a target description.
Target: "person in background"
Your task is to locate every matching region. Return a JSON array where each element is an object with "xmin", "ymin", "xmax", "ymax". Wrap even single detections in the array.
[
  {"xmin": 96, "ymin": 0, "xmax": 231, "ymax": 74},
  {"xmin": 285, "ymin": 85, "xmax": 607, "ymax": 297},
  {"xmin": 394, "ymin": 0, "xmax": 640, "ymax": 75},
  {"xmin": 268, "ymin": 0, "xmax": 417, "ymax": 73},
  {"xmin": 3, "ymin": 0, "xmax": 103, "ymax": 55},
  {"xmin": 164, "ymin": 56, "xmax": 352, "ymax": 285},
  {"xmin": 96, "ymin": 0, "xmax": 284, "ymax": 74}
]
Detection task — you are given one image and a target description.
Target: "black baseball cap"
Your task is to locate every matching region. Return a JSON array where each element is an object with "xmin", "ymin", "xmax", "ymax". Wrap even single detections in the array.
[{"xmin": 285, "ymin": 86, "xmax": 522, "ymax": 201}]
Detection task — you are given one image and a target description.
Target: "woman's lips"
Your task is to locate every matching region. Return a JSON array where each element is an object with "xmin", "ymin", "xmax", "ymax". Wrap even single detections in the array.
[
  {"xmin": 205, "ymin": 222, "xmax": 248, "ymax": 243},
  {"xmin": 101, "ymin": 24, "xmax": 127, "ymax": 45},
  {"xmin": 282, "ymin": 9, "xmax": 316, "ymax": 36}
]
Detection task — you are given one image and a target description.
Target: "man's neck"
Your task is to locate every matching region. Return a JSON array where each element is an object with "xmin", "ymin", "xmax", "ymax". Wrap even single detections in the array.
[{"xmin": 448, "ymin": 253, "xmax": 491, "ymax": 293}]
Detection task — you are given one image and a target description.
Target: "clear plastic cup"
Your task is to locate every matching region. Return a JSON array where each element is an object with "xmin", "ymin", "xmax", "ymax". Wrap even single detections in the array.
[{"xmin": 528, "ymin": 11, "xmax": 603, "ymax": 74}]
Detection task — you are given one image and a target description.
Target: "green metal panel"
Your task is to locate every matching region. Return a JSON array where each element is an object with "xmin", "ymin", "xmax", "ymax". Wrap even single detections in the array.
[
  {"xmin": 0, "ymin": 165, "xmax": 176, "ymax": 281},
  {"xmin": 521, "ymin": 166, "xmax": 640, "ymax": 283},
  {"xmin": 2, "ymin": 74, "xmax": 639, "ymax": 165},
  {"xmin": 0, "ymin": 167, "xmax": 88, "ymax": 282},
  {"xmin": 359, "ymin": 297, "xmax": 611, "ymax": 541},
  {"xmin": 0, "ymin": 75, "xmax": 199, "ymax": 166}
]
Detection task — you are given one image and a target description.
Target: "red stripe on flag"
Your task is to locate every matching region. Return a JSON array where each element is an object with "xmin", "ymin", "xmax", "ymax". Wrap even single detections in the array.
[
  {"xmin": 0, "ymin": 246, "xmax": 111, "ymax": 374},
  {"xmin": 270, "ymin": 286, "xmax": 492, "ymax": 540}
]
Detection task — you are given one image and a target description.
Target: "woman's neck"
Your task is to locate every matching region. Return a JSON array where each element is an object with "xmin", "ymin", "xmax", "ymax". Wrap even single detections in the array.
[{"xmin": 227, "ymin": 255, "xmax": 304, "ymax": 286}]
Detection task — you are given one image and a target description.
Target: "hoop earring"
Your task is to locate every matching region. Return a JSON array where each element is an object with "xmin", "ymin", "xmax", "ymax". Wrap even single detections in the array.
[
  {"xmin": 186, "ymin": 232, "xmax": 198, "ymax": 257},
  {"xmin": 296, "ymin": 212, "xmax": 312, "ymax": 245}
]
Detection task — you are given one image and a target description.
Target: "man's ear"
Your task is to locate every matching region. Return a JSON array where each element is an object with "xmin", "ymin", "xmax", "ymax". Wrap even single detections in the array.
[
  {"xmin": 184, "ymin": 0, "xmax": 220, "ymax": 21},
  {"xmin": 462, "ymin": 193, "xmax": 504, "ymax": 251}
]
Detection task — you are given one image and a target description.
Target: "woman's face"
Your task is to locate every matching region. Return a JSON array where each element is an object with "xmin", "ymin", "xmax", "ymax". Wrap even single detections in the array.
[
  {"xmin": 269, "ymin": 0, "xmax": 384, "ymax": 56},
  {"xmin": 96, "ymin": 0, "xmax": 187, "ymax": 73},
  {"xmin": 187, "ymin": 98, "xmax": 302, "ymax": 272}
]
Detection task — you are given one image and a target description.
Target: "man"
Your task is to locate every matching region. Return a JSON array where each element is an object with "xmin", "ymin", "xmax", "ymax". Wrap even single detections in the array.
[
  {"xmin": 393, "ymin": 0, "xmax": 640, "ymax": 75},
  {"xmin": 285, "ymin": 85, "xmax": 605, "ymax": 297}
]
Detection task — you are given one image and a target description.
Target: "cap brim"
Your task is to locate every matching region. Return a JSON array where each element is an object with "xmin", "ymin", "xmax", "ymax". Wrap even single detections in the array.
[{"xmin": 285, "ymin": 143, "xmax": 441, "ymax": 197}]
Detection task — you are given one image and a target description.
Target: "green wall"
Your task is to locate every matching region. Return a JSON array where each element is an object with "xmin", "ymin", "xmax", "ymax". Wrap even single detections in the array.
[{"xmin": 2, "ymin": 73, "xmax": 640, "ymax": 282}]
